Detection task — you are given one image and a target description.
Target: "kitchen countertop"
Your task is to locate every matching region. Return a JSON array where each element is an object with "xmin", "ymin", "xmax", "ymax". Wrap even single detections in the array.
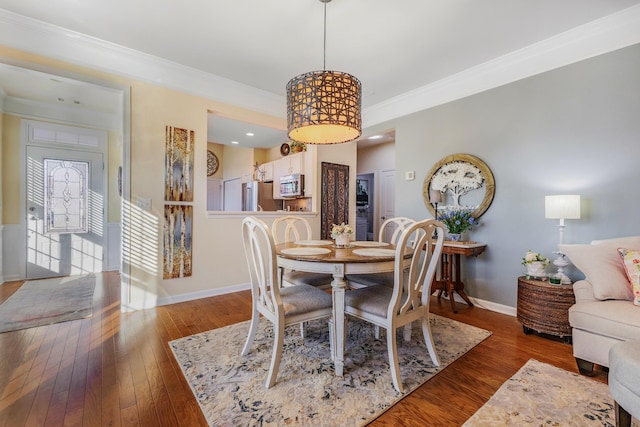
[{"xmin": 207, "ymin": 210, "xmax": 317, "ymax": 219}]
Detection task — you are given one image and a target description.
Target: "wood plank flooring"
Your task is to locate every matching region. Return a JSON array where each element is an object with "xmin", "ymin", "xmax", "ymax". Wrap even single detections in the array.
[{"xmin": 0, "ymin": 272, "xmax": 606, "ymax": 426}]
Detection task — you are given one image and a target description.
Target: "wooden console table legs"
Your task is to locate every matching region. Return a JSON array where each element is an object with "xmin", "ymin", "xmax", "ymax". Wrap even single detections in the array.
[{"xmin": 432, "ymin": 253, "xmax": 474, "ymax": 313}]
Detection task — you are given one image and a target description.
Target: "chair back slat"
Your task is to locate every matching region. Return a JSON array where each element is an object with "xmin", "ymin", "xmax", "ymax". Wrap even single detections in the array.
[
  {"xmin": 272, "ymin": 216, "xmax": 313, "ymax": 244},
  {"xmin": 242, "ymin": 216, "xmax": 281, "ymax": 314},
  {"xmin": 388, "ymin": 219, "xmax": 445, "ymax": 317},
  {"xmin": 379, "ymin": 217, "xmax": 416, "ymax": 245}
]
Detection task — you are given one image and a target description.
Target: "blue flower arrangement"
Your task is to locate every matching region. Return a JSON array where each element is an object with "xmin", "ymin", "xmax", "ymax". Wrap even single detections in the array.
[{"xmin": 438, "ymin": 208, "xmax": 479, "ymax": 234}]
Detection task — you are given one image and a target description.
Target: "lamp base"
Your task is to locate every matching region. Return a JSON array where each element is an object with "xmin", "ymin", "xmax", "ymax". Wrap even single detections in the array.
[{"xmin": 553, "ymin": 253, "xmax": 571, "ymax": 285}]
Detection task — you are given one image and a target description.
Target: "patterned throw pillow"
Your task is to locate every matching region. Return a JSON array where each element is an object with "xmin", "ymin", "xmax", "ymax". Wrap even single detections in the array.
[{"xmin": 618, "ymin": 248, "xmax": 640, "ymax": 306}]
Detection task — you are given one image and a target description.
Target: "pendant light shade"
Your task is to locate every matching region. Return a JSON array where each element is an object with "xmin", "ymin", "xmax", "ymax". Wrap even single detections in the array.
[
  {"xmin": 287, "ymin": 70, "xmax": 361, "ymax": 144},
  {"xmin": 286, "ymin": 0, "xmax": 362, "ymax": 144}
]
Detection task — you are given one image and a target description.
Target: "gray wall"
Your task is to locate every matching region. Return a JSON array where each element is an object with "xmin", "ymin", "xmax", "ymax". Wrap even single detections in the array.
[{"xmin": 370, "ymin": 43, "xmax": 640, "ymax": 308}]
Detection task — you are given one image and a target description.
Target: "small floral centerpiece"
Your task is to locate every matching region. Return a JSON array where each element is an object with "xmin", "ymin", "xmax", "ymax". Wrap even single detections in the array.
[
  {"xmin": 522, "ymin": 250, "xmax": 550, "ymax": 277},
  {"xmin": 331, "ymin": 222, "xmax": 353, "ymax": 247},
  {"xmin": 438, "ymin": 208, "xmax": 479, "ymax": 241}
]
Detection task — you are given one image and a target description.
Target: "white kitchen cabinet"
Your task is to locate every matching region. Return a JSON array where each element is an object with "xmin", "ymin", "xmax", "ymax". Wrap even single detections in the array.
[
  {"xmin": 276, "ymin": 152, "xmax": 305, "ymax": 176},
  {"xmin": 259, "ymin": 161, "xmax": 274, "ymax": 182},
  {"xmin": 273, "ymin": 152, "xmax": 307, "ymax": 199}
]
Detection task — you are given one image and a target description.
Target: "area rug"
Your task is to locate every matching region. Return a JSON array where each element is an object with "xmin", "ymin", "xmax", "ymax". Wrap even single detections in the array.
[
  {"xmin": 170, "ymin": 314, "xmax": 491, "ymax": 426},
  {"xmin": 463, "ymin": 359, "xmax": 639, "ymax": 426},
  {"xmin": 0, "ymin": 274, "xmax": 95, "ymax": 333}
]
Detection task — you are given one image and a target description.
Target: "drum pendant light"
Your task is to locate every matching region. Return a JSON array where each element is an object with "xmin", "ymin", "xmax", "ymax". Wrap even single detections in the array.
[{"xmin": 286, "ymin": 0, "xmax": 362, "ymax": 144}]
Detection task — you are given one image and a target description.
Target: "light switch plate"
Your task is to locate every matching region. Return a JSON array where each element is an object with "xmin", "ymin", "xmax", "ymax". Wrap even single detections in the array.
[
  {"xmin": 405, "ymin": 171, "xmax": 415, "ymax": 181},
  {"xmin": 137, "ymin": 197, "xmax": 152, "ymax": 211}
]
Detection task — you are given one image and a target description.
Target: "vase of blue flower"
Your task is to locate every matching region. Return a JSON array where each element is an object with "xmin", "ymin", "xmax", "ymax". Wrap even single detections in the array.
[{"xmin": 438, "ymin": 208, "xmax": 479, "ymax": 241}]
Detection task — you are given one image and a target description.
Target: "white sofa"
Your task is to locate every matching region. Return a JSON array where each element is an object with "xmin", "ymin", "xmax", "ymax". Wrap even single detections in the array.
[{"xmin": 560, "ymin": 236, "xmax": 640, "ymax": 375}]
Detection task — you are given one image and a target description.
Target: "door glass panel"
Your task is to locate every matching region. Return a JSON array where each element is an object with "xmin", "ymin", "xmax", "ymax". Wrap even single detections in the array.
[{"xmin": 44, "ymin": 158, "xmax": 89, "ymax": 234}]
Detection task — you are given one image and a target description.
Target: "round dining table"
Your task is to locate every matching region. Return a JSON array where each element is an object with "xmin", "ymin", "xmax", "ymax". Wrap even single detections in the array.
[{"xmin": 275, "ymin": 240, "xmax": 411, "ymax": 377}]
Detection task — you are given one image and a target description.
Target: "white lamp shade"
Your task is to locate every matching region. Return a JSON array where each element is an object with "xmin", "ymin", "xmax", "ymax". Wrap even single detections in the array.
[
  {"xmin": 545, "ymin": 195, "xmax": 581, "ymax": 219},
  {"xmin": 429, "ymin": 189, "xmax": 442, "ymax": 204}
]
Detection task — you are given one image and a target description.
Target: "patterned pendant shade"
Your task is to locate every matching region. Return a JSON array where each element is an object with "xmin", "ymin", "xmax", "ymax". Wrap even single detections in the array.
[
  {"xmin": 286, "ymin": 70, "xmax": 361, "ymax": 144},
  {"xmin": 286, "ymin": 0, "xmax": 362, "ymax": 144}
]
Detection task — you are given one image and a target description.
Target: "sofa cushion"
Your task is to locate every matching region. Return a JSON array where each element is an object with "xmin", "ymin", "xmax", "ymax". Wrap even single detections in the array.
[
  {"xmin": 618, "ymin": 248, "xmax": 640, "ymax": 306},
  {"xmin": 569, "ymin": 300, "xmax": 640, "ymax": 341},
  {"xmin": 560, "ymin": 242, "xmax": 634, "ymax": 301},
  {"xmin": 591, "ymin": 236, "xmax": 640, "ymax": 245}
]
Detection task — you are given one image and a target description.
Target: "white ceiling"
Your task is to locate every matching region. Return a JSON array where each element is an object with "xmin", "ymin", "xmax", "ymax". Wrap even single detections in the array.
[{"xmin": 1, "ymin": 1, "xmax": 639, "ymax": 148}]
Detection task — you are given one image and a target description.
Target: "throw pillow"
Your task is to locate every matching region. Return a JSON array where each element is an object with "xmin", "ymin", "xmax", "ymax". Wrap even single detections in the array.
[
  {"xmin": 618, "ymin": 248, "xmax": 640, "ymax": 306},
  {"xmin": 560, "ymin": 243, "xmax": 633, "ymax": 301}
]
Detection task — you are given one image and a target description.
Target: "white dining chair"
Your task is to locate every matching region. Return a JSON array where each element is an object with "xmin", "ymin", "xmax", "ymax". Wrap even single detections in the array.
[
  {"xmin": 271, "ymin": 216, "xmax": 333, "ymax": 289},
  {"xmin": 241, "ymin": 216, "xmax": 333, "ymax": 389},
  {"xmin": 346, "ymin": 217, "xmax": 416, "ymax": 288},
  {"xmin": 344, "ymin": 218, "xmax": 445, "ymax": 393}
]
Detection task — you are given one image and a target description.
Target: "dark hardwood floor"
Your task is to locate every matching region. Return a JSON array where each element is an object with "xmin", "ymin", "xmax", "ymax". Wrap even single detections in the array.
[{"xmin": 0, "ymin": 272, "xmax": 606, "ymax": 426}]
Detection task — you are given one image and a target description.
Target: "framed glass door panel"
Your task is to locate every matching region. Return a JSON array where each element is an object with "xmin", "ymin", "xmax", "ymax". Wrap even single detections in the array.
[{"xmin": 26, "ymin": 146, "xmax": 105, "ymax": 279}]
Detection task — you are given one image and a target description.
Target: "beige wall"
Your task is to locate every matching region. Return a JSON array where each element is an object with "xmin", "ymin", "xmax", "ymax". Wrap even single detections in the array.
[
  {"xmin": 0, "ymin": 44, "xmax": 294, "ymax": 309},
  {"xmin": 357, "ymin": 140, "xmax": 395, "ymax": 175},
  {"xmin": 1, "ymin": 113, "xmax": 123, "ymax": 223},
  {"xmin": 1, "ymin": 114, "xmax": 20, "ymax": 224}
]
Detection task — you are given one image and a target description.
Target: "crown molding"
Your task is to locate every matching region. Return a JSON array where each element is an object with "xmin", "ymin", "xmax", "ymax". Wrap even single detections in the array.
[
  {"xmin": 1, "ymin": 6, "xmax": 639, "ymax": 127},
  {"xmin": 0, "ymin": 9, "xmax": 285, "ymax": 117},
  {"xmin": 363, "ymin": 4, "xmax": 640, "ymax": 127}
]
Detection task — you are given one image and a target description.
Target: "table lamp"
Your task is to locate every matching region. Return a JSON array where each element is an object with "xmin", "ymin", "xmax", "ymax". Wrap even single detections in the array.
[
  {"xmin": 429, "ymin": 189, "xmax": 442, "ymax": 220},
  {"xmin": 545, "ymin": 195, "xmax": 581, "ymax": 284}
]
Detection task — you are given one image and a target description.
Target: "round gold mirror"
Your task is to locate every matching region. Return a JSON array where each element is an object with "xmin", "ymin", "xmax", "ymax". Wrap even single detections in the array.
[{"xmin": 422, "ymin": 153, "xmax": 495, "ymax": 219}]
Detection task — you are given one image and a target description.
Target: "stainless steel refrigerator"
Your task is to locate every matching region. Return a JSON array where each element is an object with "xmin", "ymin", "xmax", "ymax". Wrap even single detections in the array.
[{"xmin": 242, "ymin": 181, "xmax": 282, "ymax": 211}]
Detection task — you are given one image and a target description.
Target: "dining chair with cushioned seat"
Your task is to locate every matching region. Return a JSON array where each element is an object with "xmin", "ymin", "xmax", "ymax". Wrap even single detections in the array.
[
  {"xmin": 345, "ymin": 217, "xmax": 416, "ymax": 288},
  {"xmin": 241, "ymin": 216, "xmax": 333, "ymax": 388},
  {"xmin": 344, "ymin": 218, "xmax": 445, "ymax": 392},
  {"xmin": 271, "ymin": 216, "xmax": 334, "ymax": 289}
]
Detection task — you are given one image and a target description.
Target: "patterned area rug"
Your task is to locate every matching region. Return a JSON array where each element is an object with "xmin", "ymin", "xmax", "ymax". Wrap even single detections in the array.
[
  {"xmin": 463, "ymin": 359, "xmax": 639, "ymax": 426},
  {"xmin": 170, "ymin": 314, "xmax": 491, "ymax": 426},
  {"xmin": 0, "ymin": 274, "xmax": 95, "ymax": 333}
]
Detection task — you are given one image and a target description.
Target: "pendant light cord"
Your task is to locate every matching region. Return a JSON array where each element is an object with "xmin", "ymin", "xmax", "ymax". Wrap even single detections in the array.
[{"xmin": 323, "ymin": 0, "xmax": 327, "ymax": 70}]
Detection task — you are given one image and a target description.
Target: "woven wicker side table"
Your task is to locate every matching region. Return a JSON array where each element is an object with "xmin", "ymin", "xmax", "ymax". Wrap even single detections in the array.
[{"xmin": 517, "ymin": 276, "xmax": 575, "ymax": 343}]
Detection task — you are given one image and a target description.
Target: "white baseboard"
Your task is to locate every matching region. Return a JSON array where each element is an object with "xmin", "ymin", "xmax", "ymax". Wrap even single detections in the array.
[
  {"xmin": 156, "ymin": 282, "xmax": 251, "ymax": 307},
  {"xmin": 435, "ymin": 291, "xmax": 516, "ymax": 317},
  {"xmin": 469, "ymin": 296, "xmax": 516, "ymax": 317}
]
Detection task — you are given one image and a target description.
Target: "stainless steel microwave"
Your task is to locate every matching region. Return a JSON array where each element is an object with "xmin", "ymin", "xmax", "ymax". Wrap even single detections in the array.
[{"xmin": 279, "ymin": 174, "xmax": 304, "ymax": 198}]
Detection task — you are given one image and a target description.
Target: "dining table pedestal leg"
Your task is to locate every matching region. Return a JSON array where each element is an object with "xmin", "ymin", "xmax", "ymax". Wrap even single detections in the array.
[{"xmin": 330, "ymin": 264, "xmax": 346, "ymax": 377}]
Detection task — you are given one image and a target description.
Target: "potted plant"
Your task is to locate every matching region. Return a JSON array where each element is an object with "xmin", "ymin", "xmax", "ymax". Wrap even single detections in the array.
[
  {"xmin": 522, "ymin": 250, "xmax": 550, "ymax": 277},
  {"xmin": 289, "ymin": 141, "xmax": 306, "ymax": 153},
  {"xmin": 438, "ymin": 208, "xmax": 479, "ymax": 241}
]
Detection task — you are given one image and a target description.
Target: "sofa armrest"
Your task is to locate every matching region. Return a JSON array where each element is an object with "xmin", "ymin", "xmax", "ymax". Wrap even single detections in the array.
[{"xmin": 573, "ymin": 279, "xmax": 597, "ymax": 303}]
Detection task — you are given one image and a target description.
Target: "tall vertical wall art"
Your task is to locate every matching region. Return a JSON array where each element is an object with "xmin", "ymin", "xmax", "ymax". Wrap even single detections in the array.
[
  {"xmin": 164, "ymin": 126, "xmax": 194, "ymax": 279},
  {"xmin": 163, "ymin": 204, "xmax": 193, "ymax": 279},
  {"xmin": 165, "ymin": 126, "xmax": 194, "ymax": 202}
]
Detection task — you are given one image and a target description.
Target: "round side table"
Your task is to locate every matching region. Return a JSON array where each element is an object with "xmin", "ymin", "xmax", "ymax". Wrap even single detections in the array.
[{"xmin": 517, "ymin": 276, "xmax": 575, "ymax": 343}]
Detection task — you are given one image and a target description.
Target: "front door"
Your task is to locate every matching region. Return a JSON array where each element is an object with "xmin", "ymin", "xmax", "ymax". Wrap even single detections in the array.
[{"xmin": 26, "ymin": 146, "xmax": 105, "ymax": 279}]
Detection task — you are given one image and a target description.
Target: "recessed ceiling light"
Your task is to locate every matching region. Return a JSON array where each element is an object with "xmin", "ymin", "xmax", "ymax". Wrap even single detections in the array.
[
  {"xmin": 246, "ymin": 132, "xmax": 254, "ymax": 137},
  {"xmin": 368, "ymin": 135, "xmax": 383, "ymax": 140},
  {"xmin": 231, "ymin": 141, "xmax": 239, "ymax": 145}
]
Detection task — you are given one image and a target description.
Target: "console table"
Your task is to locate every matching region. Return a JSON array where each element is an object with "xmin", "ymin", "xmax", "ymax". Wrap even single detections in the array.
[{"xmin": 430, "ymin": 241, "xmax": 487, "ymax": 313}]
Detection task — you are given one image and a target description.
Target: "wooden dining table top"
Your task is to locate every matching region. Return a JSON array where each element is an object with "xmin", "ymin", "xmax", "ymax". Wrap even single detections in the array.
[{"xmin": 275, "ymin": 241, "xmax": 413, "ymax": 263}]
